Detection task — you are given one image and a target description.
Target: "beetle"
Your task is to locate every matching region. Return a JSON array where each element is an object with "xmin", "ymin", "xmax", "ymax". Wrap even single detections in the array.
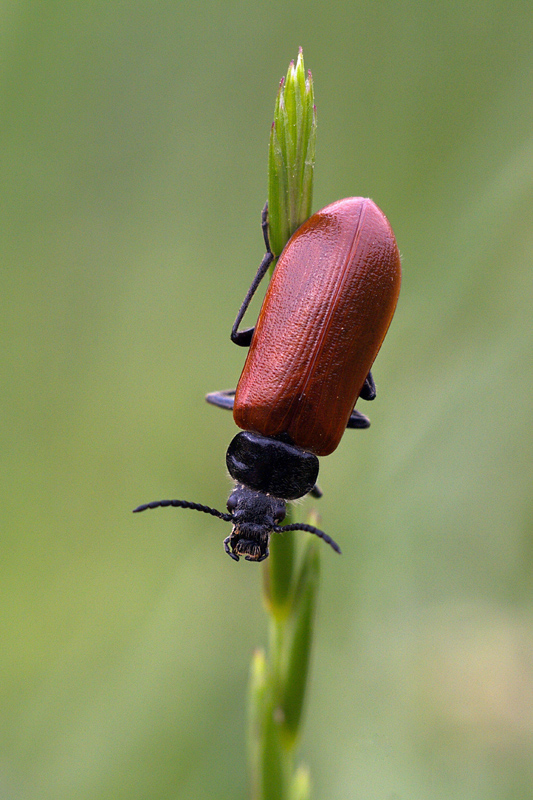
[{"xmin": 134, "ymin": 197, "xmax": 401, "ymax": 562}]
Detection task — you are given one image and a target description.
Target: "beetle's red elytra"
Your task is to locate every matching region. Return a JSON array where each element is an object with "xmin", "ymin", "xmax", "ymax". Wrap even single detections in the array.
[{"xmin": 234, "ymin": 197, "xmax": 401, "ymax": 456}]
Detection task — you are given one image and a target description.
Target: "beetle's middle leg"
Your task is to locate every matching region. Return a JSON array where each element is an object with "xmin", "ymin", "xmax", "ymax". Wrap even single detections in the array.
[
  {"xmin": 347, "ymin": 370, "xmax": 376, "ymax": 428},
  {"xmin": 206, "ymin": 389, "xmax": 236, "ymax": 412}
]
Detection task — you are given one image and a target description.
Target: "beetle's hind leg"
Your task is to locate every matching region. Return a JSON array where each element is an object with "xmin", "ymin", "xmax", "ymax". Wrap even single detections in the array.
[
  {"xmin": 230, "ymin": 203, "xmax": 275, "ymax": 348},
  {"xmin": 206, "ymin": 389, "xmax": 235, "ymax": 411}
]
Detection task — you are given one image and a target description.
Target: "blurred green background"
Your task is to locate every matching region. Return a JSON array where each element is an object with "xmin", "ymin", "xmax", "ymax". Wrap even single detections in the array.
[{"xmin": 2, "ymin": 2, "xmax": 532, "ymax": 799}]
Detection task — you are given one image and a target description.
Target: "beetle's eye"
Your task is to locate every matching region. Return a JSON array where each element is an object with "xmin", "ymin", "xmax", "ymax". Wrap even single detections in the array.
[
  {"xmin": 274, "ymin": 501, "xmax": 286, "ymax": 523},
  {"xmin": 226, "ymin": 494, "xmax": 238, "ymax": 513}
]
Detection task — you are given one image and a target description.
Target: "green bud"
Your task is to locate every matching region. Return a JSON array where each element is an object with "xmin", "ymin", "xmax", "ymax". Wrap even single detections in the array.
[
  {"xmin": 289, "ymin": 764, "xmax": 312, "ymax": 800},
  {"xmin": 268, "ymin": 47, "xmax": 316, "ymax": 257}
]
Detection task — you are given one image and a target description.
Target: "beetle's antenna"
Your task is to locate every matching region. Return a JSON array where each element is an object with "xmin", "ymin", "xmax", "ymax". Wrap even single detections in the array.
[
  {"xmin": 274, "ymin": 522, "xmax": 341, "ymax": 554},
  {"xmin": 133, "ymin": 499, "xmax": 233, "ymax": 522}
]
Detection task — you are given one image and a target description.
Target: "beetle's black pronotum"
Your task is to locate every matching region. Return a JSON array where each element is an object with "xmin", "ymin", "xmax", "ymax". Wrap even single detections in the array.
[{"xmin": 134, "ymin": 198, "xmax": 401, "ymax": 562}]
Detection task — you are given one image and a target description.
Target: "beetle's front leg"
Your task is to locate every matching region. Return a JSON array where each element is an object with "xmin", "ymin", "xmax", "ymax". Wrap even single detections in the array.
[{"xmin": 224, "ymin": 536, "xmax": 239, "ymax": 561}]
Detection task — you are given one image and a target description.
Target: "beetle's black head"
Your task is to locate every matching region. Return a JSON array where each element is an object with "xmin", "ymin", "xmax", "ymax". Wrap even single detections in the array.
[
  {"xmin": 133, "ymin": 432, "xmax": 341, "ymax": 561},
  {"xmin": 224, "ymin": 484, "xmax": 286, "ymax": 562},
  {"xmin": 133, "ymin": 489, "xmax": 341, "ymax": 561}
]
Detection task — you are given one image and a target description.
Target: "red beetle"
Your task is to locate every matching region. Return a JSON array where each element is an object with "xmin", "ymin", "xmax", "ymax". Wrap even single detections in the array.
[{"xmin": 134, "ymin": 197, "xmax": 401, "ymax": 562}]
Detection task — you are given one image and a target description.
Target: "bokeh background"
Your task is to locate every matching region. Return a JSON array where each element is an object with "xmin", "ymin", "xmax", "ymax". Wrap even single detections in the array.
[{"xmin": 2, "ymin": 3, "xmax": 532, "ymax": 799}]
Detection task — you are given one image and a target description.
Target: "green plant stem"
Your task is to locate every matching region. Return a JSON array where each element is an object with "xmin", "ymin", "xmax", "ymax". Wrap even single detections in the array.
[
  {"xmin": 247, "ymin": 48, "xmax": 317, "ymax": 800},
  {"xmin": 248, "ymin": 507, "xmax": 320, "ymax": 800}
]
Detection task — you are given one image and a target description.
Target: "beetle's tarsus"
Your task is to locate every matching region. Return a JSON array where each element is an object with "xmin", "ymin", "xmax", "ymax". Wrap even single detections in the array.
[
  {"xmin": 347, "ymin": 409, "xmax": 371, "ymax": 429},
  {"xmin": 359, "ymin": 371, "xmax": 376, "ymax": 401}
]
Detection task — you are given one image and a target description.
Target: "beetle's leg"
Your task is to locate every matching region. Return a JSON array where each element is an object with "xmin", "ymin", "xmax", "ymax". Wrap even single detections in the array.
[
  {"xmin": 347, "ymin": 409, "xmax": 371, "ymax": 429},
  {"xmin": 346, "ymin": 372, "xmax": 375, "ymax": 428},
  {"xmin": 205, "ymin": 397, "xmax": 369, "ymax": 432},
  {"xmin": 310, "ymin": 484, "xmax": 323, "ymax": 499},
  {"xmin": 359, "ymin": 371, "xmax": 376, "ymax": 401},
  {"xmin": 205, "ymin": 389, "xmax": 235, "ymax": 411},
  {"xmin": 231, "ymin": 203, "xmax": 275, "ymax": 347}
]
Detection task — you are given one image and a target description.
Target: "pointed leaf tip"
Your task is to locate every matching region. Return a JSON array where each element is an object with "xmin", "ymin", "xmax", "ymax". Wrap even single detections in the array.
[{"xmin": 267, "ymin": 49, "xmax": 316, "ymax": 257}]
